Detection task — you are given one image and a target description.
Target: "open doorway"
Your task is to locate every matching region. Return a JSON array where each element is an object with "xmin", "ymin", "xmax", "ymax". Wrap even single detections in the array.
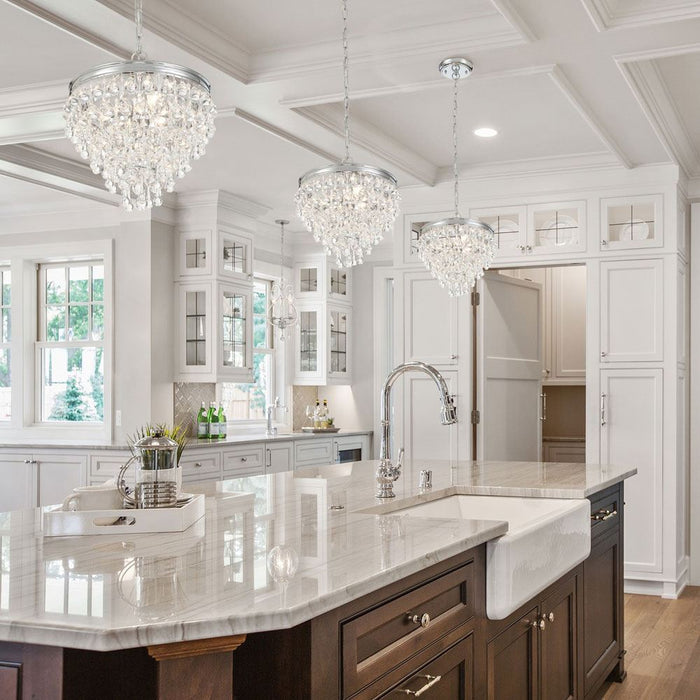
[{"xmin": 474, "ymin": 264, "xmax": 586, "ymax": 462}]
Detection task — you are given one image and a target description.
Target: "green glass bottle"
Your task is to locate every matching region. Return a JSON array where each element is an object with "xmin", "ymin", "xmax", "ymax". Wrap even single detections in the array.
[
  {"xmin": 208, "ymin": 401, "xmax": 219, "ymax": 439},
  {"xmin": 197, "ymin": 402, "xmax": 207, "ymax": 439},
  {"xmin": 218, "ymin": 403, "xmax": 227, "ymax": 439}
]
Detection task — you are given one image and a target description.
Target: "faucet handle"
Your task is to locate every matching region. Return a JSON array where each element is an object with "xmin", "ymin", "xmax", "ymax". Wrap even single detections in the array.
[{"xmin": 396, "ymin": 447, "xmax": 405, "ymax": 470}]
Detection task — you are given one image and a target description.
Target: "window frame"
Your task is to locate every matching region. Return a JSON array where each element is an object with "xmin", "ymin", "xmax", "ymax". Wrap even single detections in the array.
[
  {"xmin": 0, "ymin": 240, "xmax": 113, "ymax": 442},
  {"xmin": 0, "ymin": 266, "xmax": 10, "ymax": 424}
]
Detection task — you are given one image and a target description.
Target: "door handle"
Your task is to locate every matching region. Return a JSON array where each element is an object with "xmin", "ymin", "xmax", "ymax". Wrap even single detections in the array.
[
  {"xmin": 600, "ymin": 393, "xmax": 607, "ymax": 426},
  {"xmin": 539, "ymin": 392, "xmax": 547, "ymax": 422}
]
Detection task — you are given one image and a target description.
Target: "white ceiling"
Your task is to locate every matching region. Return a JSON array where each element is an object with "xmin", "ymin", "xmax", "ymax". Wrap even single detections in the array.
[{"xmin": 1, "ymin": 0, "xmax": 700, "ymax": 227}]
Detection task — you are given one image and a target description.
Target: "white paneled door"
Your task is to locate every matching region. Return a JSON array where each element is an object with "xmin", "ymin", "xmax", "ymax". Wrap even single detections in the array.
[
  {"xmin": 478, "ymin": 272, "xmax": 543, "ymax": 461},
  {"xmin": 600, "ymin": 369, "xmax": 663, "ymax": 574}
]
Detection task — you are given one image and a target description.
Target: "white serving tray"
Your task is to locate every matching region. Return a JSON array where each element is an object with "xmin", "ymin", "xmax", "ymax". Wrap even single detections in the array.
[{"xmin": 43, "ymin": 493, "xmax": 205, "ymax": 537}]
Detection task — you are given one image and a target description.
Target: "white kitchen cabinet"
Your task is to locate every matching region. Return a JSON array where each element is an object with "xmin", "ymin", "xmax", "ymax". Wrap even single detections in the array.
[
  {"xmin": 543, "ymin": 441, "xmax": 585, "ymax": 463},
  {"xmin": 36, "ymin": 454, "xmax": 87, "ymax": 507},
  {"xmin": 89, "ymin": 451, "xmax": 130, "ymax": 484},
  {"xmin": 550, "ymin": 266, "xmax": 586, "ymax": 383},
  {"xmin": 0, "ymin": 456, "xmax": 35, "ymax": 511},
  {"xmin": 294, "ymin": 254, "xmax": 352, "ymax": 303},
  {"xmin": 600, "ymin": 194, "xmax": 663, "ymax": 251},
  {"xmin": 265, "ymin": 441, "xmax": 293, "ymax": 473},
  {"xmin": 180, "ymin": 450, "xmax": 222, "ymax": 483},
  {"xmin": 177, "ymin": 227, "xmax": 254, "ymax": 282},
  {"xmin": 223, "ymin": 445, "xmax": 265, "ymax": 478},
  {"xmin": 333, "ymin": 434, "xmax": 369, "ymax": 463},
  {"xmin": 600, "ymin": 259, "xmax": 663, "ymax": 363},
  {"xmin": 295, "ymin": 438, "xmax": 334, "ymax": 468},
  {"xmin": 468, "ymin": 205, "xmax": 527, "ymax": 261},
  {"xmin": 600, "ymin": 369, "xmax": 663, "ymax": 574},
  {"xmin": 176, "ymin": 280, "xmax": 254, "ymax": 383}
]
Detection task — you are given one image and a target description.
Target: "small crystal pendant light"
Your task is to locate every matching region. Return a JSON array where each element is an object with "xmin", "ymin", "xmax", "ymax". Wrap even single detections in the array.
[
  {"xmin": 64, "ymin": 0, "xmax": 216, "ymax": 210},
  {"xmin": 268, "ymin": 220, "xmax": 298, "ymax": 341},
  {"xmin": 295, "ymin": 0, "xmax": 400, "ymax": 268},
  {"xmin": 417, "ymin": 58, "xmax": 496, "ymax": 296}
]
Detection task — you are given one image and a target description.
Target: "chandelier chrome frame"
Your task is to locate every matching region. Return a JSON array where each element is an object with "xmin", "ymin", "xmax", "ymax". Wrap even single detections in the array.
[
  {"xmin": 268, "ymin": 219, "xmax": 298, "ymax": 341},
  {"xmin": 64, "ymin": 0, "xmax": 216, "ymax": 211},
  {"xmin": 417, "ymin": 57, "xmax": 495, "ymax": 297},
  {"xmin": 295, "ymin": 0, "xmax": 400, "ymax": 268}
]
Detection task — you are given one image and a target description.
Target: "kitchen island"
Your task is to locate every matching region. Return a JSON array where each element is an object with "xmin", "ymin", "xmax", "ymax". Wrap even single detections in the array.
[{"xmin": 0, "ymin": 459, "xmax": 635, "ymax": 698}]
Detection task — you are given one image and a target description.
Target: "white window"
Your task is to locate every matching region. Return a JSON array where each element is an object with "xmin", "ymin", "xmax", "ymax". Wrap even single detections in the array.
[
  {"xmin": 37, "ymin": 261, "xmax": 105, "ymax": 424},
  {"xmin": 221, "ymin": 279, "xmax": 274, "ymax": 421},
  {"xmin": 0, "ymin": 267, "xmax": 10, "ymax": 422}
]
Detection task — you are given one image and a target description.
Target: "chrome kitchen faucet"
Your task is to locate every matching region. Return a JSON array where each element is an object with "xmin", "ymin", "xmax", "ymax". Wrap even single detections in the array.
[{"xmin": 376, "ymin": 362, "xmax": 457, "ymax": 498}]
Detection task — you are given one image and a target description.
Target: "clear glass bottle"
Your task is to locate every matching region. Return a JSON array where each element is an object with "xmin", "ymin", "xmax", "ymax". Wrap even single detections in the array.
[
  {"xmin": 313, "ymin": 399, "xmax": 321, "ymax": 429},
  {"xmin": 320, "ymin": 399, "xmax": 329, "ymax": 428}
]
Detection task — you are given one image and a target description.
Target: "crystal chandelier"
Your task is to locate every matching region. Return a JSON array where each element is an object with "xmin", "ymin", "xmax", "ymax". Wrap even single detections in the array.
[
  {"xmin": 268, "ymin": 220, "xmax": 298, "ymax": 341},
  {"xmin": 417, "ymin": 58, "xmax": 495, "ymax": 297},
  {"xmin": 64, "ymin": 0, "xmax": 216, "ymax": 211},
  {"xmin": 295, "ymin": 0, "xmax": 400, "ymax": 268}
]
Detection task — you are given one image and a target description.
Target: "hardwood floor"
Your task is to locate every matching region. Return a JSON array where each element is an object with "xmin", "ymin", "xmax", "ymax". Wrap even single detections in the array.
[{"xmin": 603, "ymin": 587, "xmax": 700, "ymax": 699}]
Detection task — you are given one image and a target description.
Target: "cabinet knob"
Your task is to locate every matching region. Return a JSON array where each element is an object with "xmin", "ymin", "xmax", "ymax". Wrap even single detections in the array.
[
  {"xmin": 600, "ymin": 351, "xmax": 607, "ymax": 358},
  {"xmin": 528, "ymin": 618, "xmax": 545, "ymax": 630},
  {"xmin": 601, "ymin": 239, "xmax": 608, "ymax": 246},
  {"xmin": 194, "ymin": 462, "xmax": 202, "ymax": 468},
  {"xmin": 450, "ymin": 354, "xmax": 458, "ymax": 360},
  {"xmin": 544, "ymin": 612, "xmax": 554, "ymax": 623},
  {"xmin": 240, "ymin": 457, "xmax": 247, "ymax": 462},
  {"xmin": 406, "ymin": 612, "xmax": 431, "ymax": 628}
]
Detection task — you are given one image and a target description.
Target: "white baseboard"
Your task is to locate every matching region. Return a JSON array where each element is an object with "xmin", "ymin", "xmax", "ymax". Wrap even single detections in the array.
[{"xmin": 624, "ymin": 568, "xmax": 689, "ymax": 599}]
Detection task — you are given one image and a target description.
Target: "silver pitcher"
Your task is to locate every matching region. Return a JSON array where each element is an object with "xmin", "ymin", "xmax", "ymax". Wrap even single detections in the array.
[{"xmin": 117, "ymin": 432, "xmax": 179, "ymax": 508}]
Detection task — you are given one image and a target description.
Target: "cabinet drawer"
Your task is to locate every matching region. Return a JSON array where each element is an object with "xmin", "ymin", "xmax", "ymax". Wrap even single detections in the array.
[
  {"xmin": 180, "ymin": 452, "xmax": 221, "ymax": 483},
  {"xmin": 223, "ymin": 446, "xmax": 265, "ymax": 476},
  {"xmin": 589, "ymin": 485, "xmax": 621, "ymax": 542},
  {"xmin": 295, "ymin": 438, "xmax": 334, "ymax": 467},
  {"xmin": 341, "ymin": 561, "xmax": 475, "ymax": 699},
  {"xmin": 89, "ymin": 452, "xmax": 130, "ymax": 481},
  {"xmin": 381, "ymin": 635, "xmax": 472, "ymax": 699}
]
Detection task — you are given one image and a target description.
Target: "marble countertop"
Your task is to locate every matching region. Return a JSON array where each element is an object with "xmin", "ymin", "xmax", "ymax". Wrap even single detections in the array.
[
  {"xmin": 0, "ymin": 459, "xmax": 635, "ymax": 651},
  {"xmin": 0, "ymin": 429, "xmax": 372, "ymax": 452}
]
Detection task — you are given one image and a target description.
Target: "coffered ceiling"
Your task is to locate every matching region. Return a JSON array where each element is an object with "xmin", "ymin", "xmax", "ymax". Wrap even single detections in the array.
[{"xmin": 0, "ymin": 0, "xmax": 699, "ymax": 228}]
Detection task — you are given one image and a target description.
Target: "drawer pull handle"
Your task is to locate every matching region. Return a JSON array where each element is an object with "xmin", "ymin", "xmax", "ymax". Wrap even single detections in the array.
[
  {"xmin": 240, "ymin": 457, "xmax": 247, "ymax": 462},
  {"xmin": 396, "ymin": 674, "xmax": 442, "ymax": 696},
  {"xmin": 592, "ymin": 508, "xmax": 617, "ymax": 522},
  {"xmin": 406, "ymin": 612, "xmax": 430, "ymax": 628},
  {"xmin": 194, "ymin": 462, "xmax": 202, "ymax": 468}
]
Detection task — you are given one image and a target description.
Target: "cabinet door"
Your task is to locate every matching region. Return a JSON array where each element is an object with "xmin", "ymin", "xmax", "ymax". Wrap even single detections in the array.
[
  {"xmin": 37, "ymin": 454, "xmax": 86, "ymax": 507},
  {"xmin": 404, "ymin": 272, "xmax": 459, "ymax": 367},
  {"xmin": 218, "ymin": 283, "xmax": 253, "ymax": 382},
  {"xmin": 600, "ymin": 369, "xmax": 662, "ymax": 573},
  {"xmin": 551, "ymin": 266, "xmax": 586, "ymax": 383},
  {"xmin": 0, "ymin": 458, "xmax": 35, "ymax": 511},
  {"xmin": 487, "ymin": 607, "xmax": 539, "ymax": 700},
  {"xmin": 328, "ymin": 306, "xmax": 351, "ymax": 383},
  {"xmin": 382, "ymin": 636, "xmax": 473, "ymax": 699},
  {"xmin": 600, "ymin": 195, "xmax": 663, "ymax": 251},
  {"xmin": 178, "ymin": 282, "xmax": 212, "ymax": 376},
  {"xmin": 469, "ymin": 205, "xmax": 527, "ymax": 262},
  {"xmin": 528, "ymin": 202, "xmax": 586, "ymax": 256},
  {"xmin": 265, "ymin": 441, "xmax": 293, "ymax": 473},
  {"xmin": 600, "ymin": 259, "xmax": 663, "ymax": 362},
  {"xmin": 295, "ymin": 305, "xmax": 324, "ymax": 385},
  {"xmin": 540, "ymin": 576, "xmax": 577, "ymax": 700},
  {"xmin": 218, "ymin": 229, "xmax": 253, "ymax": 281},
  {"xmin": 178, "ymin": 229, "xmax": 212, "ymax": 277},
  {"xmin": 582, "ymin": 529, "xmax": 622, "ymax": 696}
]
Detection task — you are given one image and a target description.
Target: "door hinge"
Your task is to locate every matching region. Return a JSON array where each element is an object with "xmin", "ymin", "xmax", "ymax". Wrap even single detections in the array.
[
  {"xmin": 471, "ymin": 409, "xmax": 480, "ymax": 425},
  {"xmin": 471, "ymin": 291, "xmax": 480, "ymax": 306}
]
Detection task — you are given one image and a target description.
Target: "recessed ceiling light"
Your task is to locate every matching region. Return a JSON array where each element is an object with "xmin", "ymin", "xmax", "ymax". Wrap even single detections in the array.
[{"xmin": 474, "ymin": 127, "xmax": 498, "ymax": 138}]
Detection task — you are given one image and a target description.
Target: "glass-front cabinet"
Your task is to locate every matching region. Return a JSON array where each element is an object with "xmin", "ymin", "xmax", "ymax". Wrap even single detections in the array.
[
  {"xmin": 600, "ymin": 194, "xmax": 663, "ymax": 250},
  {"xmin": 294, "ymin": 254, "xmax": 352, "ymax": 302},
  {"xmin": 176, "ymin": 226, "xmax": 254, "ymax": 382}
]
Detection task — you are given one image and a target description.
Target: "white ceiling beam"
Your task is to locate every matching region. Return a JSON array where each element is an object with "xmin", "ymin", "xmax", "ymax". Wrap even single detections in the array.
[
  {"xmin": 489, "ymin": 0, "xmax": 538, "ymax": 42},
  {"xmin": 0, "ymin": 144, "xmax": 120, "ymax": 205},
  {"xmin": 579, "ymin": 0, "xmax": 700, "ymax": 31},
  {"xmin": 616, "ymin": 59, "xmax": 700, "ymax": 178},
  {"xmin": 292, "ymin": 104, "xmax": 438, "ymax": 186}
]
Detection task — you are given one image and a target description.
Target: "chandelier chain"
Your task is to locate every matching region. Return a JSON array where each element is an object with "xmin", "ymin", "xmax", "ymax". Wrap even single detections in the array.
[
  {"xmin": 452, "ymin": 65, "xmax": 460, "ymax": 217},
  {"xmin": 132, "ymin": 0, "xmax": 146, "ymax": 61},
  {"xmin": 279, "ymin": 221, "xmax": 286, "ymax": 281},
  {"xmin": 342, "ymin": 0, "xmax": 351, "ymax": 163}
]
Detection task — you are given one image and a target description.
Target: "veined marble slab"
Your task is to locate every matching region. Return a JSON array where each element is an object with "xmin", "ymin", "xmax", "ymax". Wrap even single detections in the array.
[{"xmin": 0, "ymin": 459, "xmax": 635, "ymax": 651}]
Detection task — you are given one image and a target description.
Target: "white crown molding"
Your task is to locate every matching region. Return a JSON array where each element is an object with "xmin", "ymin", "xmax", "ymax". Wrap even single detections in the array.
[
  {"xmin": 433, "ymin": 151, "xmax": 621, "ymax": 183},
  {"xmin": 548, "ymin": 65, "xmax": 632, "ymax": 168},
  {"xmin": 176, "ymin": 190, "xmax": 271, "ymax": 230},
  {"xmin": 0, "ymin": 144, "xmax": 121, "ymax": 206},
  {"xmin": 248, "ymin": 15, "xmax": 525, "ymax": 83},
  {"xmin": 6, "ymin": 0, "xmax": 127, "ymax": 58},
  {"xmin": 230, "ymin": 109, "xmax": 338, "ymax": 164},
  {"xmin": 293, "ymin": 104, "xmax": 437, "ymax": 186},
  {"xmin": 0, "ymin": 80, "xmax": 65, "ymax": 118},
  {"xmin": 488, "ymin": 0, "xmax": 538, "ymax": 41},
  {"xmin": 616, "ymin": 59, "xmax": 700, "ymax": 178},
  {"xmin": 96, "ymin": 0, "xmax": 250, "ymax": 83},
  {"xmin": 580, "ymin": 0, "xmax": 700, "ymax": 31}
]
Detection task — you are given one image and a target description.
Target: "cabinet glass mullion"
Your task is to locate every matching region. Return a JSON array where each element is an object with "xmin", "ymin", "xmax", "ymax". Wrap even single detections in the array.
[
  {"xmin": 185, "ymin": 238, "xmax": 207, "ymax": 269},
  {"xmin": 185, "ymin": 290, "xmax": 207, "ymax": 366},
  {"xmin": 222, "ymin": 291, "xmax": 246, "ymax": 368}
]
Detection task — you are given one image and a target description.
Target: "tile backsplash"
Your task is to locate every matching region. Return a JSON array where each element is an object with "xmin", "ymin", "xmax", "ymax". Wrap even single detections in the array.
[
  {"xmin": 174, "ymin": 382, "xmax": 216, "ymax": 436},
  {"xmin": 292, "ymin": 385, "xmax": 318, "ymax": 431}
]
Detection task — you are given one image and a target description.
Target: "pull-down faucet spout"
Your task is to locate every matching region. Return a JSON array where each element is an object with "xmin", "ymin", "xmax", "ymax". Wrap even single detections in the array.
[{"xmin": 376, "ymin": 361, "xmax": 458, "ymax": 498}]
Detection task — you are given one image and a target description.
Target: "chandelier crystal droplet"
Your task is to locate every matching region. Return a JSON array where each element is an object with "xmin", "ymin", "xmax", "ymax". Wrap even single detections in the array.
[
  {"xmin": 64, "ymin": 0, "xmax": 216, "ymax": 211},
  {"xmin": 417, "ymin": 58, "xmax": 495, "ymax": 296},
  {"xmin": 269, "ymin": 220, "xmax": 298, "ymax": 341},
  {"xmin": 295, "ymin": 0, "xmax": 399, "ymax": 268}
]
